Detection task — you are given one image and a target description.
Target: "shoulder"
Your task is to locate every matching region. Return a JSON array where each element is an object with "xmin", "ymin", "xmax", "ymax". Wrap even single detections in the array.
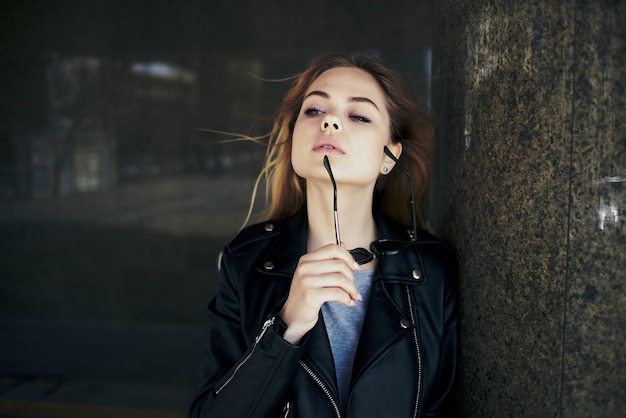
[
  {"xmin": 225, "ymin": 219, "xmax": 282, "ymax": 253},
  {"xmin": 222, "ymin": 208, "xmax": 308, "ymax": 267},
  {"xmin": 218, "ymin": 210, "xmax": 307, "ymax": 283},
  {"xmin": 414, "ymin": 229, "xmax": 455, "ymax": 258},
  {"xmin": 217, "ymin": 219, "xmax": 283, "ymax": 281},
  {"xmin": 412, "ymin": 229, "xmax": 458, "ymax": 287}
]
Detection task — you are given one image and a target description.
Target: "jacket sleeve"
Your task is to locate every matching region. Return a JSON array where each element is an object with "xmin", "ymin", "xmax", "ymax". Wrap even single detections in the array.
[
  {"xmin": 424, "ymin": 243, "xmax": 459, "ymax": 418},
  {"xmin": 188, "ymin": 247, "xmax": 305, "ymax": 418}
]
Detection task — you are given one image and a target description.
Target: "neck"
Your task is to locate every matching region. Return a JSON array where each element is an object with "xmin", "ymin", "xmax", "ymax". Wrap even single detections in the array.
[{"xmin": 305, "ymin": 182, "xmax": 378, "ymax": 253}]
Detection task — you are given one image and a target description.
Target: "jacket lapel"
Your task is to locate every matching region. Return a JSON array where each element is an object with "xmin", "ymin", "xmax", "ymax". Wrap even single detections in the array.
[
  {"xmin": 351, "ymin": 210, "xmax": 427, "ymax": 386},
  {"xmin": 351, "ymin": 255, "xmax": 418, "ymax": 384}
]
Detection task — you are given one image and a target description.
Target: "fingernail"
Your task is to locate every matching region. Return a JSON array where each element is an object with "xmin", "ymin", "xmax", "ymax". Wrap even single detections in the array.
[
  {"xmin": 350, "ymin": 300, "xmax": 356, "ymax": 307},
  {"xmin": 357, "ymin": 293, "xmax": 363, "ymax": 301}
]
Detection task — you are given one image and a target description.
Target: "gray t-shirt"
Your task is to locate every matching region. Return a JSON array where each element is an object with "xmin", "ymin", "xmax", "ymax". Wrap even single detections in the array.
[{"xmin": 321, "ymin": 268, "xmax": 375, "ymax": 412}]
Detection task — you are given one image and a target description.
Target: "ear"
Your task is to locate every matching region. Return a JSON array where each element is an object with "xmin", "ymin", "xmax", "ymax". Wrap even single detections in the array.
[{"xmin": 380, "ymin": 142, "xmax": 403, "ymax": 175}]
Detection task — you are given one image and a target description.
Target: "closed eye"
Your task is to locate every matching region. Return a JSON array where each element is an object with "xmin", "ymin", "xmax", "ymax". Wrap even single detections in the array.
[
  {"xmin": 303, "ymin": 107, "xmax": 323, "ymax": 116},
  {"xmin": 350, "ymin": 114, "xmax": 371, "ymax": 123}
]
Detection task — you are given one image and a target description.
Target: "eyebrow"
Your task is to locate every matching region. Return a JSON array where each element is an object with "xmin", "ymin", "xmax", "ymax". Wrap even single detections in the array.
[{"xmin": 304, "ymin": 90, "xmax": 380, "ymax": 111}]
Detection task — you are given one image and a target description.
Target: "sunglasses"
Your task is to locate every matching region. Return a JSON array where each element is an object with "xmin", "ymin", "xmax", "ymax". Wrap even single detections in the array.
[{"xmin": 322, "ymin": 146, "xmax": 417, "ymax": 265}]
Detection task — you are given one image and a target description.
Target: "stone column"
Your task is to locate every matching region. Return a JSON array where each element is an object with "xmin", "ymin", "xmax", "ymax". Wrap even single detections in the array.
[{"xmin": 429, "ymin": 1, "xmax": 625, "ymax": 417}]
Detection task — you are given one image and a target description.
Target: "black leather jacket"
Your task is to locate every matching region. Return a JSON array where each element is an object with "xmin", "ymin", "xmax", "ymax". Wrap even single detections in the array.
[{"xmin": 189, "ymin": 208, "xmax": 457, "ymax": 418}]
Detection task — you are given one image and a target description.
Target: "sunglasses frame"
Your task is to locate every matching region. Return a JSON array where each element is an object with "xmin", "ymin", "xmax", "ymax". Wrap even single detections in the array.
[{"xmin": 322, "ymin": 146, "xmax": 418, "ymax": 265}]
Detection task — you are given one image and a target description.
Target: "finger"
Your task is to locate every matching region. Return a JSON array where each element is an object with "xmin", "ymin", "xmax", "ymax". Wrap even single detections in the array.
[
  {"xmin": 300, "ymin": 271, "xmax": 362, "ymax": 302},
  {"xmin": 297, "ymin": 258, "xmax": 356, "ymax": 281},
  {"xmin": 314, "ymin": 287, "xmax": 359, "ymax": 308},
  {"xmin": 300, "ymin": 243, "xmax": 360, "ymax": 271}
]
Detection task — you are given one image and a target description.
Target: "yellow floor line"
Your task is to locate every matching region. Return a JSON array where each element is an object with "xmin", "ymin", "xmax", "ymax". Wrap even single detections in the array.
[{"xmin": 0, "ymin": 399, "xmax": 186, "ymax": 418}]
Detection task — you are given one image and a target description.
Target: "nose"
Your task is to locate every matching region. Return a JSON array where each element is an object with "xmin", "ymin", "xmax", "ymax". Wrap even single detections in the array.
[{"xmin": 321, "ymin": 115, "xmax": 342, "ymax": 132}]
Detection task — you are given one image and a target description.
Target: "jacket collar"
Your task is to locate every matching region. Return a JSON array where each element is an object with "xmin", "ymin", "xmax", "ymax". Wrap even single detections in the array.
[
  {"xmin": 258, "ymin": 206, "xmax": 428, "ymax": 286},
  {"xmin": 254, "ymin": 208, "xmax": 309, "ymax": 278}
]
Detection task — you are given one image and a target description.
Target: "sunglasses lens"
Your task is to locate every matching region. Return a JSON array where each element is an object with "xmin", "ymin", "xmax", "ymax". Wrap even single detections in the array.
[
  {"xmin": 370, "ymin": 239, "xmax": 409, "ymax": 256},
  {"xmin": 349, "ymin": 247, "xmax": 374, "ymax": 265}
]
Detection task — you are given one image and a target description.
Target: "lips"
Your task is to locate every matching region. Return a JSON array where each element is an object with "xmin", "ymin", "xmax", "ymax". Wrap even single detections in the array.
[{"xmin": 313, "ymin": 136, "xmax": 344, "ymax": 154}]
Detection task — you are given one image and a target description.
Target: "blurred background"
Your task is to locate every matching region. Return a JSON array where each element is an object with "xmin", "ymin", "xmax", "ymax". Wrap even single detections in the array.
[{"xmin": 0, "ymin": 1, "xmax": 435, "ymax": 416}]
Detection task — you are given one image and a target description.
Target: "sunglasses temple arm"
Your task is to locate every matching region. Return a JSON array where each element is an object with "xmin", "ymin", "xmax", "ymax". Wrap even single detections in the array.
[
  {"xmin": 383, "ymin": 146, "xmax": 418, "ymax": 241},
  {"xmin": 333, "ymin": 210, "xmax": 341, "ymax": 246},
  {"xmin": 323, "ymin": 156, "xmax": 342, "ymax": 245}
]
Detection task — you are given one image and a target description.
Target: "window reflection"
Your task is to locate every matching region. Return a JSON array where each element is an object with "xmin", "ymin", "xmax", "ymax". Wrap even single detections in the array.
[{"xmin": 0, "ymin": 50, "xmax": 432, "ymax": 321}]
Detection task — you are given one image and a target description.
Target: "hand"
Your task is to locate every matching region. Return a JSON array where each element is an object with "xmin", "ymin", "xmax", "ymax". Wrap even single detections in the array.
[{"xmin": 280, "ymin": 243, "xmax": 362, "ymax": 345}]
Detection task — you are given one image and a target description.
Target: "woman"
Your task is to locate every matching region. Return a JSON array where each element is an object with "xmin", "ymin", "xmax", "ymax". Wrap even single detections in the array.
[{"xmin": 189, "ymin": 53, "xmax": 457, "ymax": 418}]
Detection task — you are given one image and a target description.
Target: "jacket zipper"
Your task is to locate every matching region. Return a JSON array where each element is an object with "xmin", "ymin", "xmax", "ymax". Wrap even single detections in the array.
[
  {"xmin": 406, "ymin": 286, "xmax": 422, "ymax": 418},
  {"xmin": 299, "ymin": 360, "xmax": 341, "ymax": 418},
  {"xmin": 215, "ymin": 317, "xmax": 275, "ymax": 396},
  {"xmin": 281, "ymin": 401, "xmax": 291, "ymax": 418}
]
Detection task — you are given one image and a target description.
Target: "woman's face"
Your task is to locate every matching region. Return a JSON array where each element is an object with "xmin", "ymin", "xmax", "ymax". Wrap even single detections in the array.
[{"xmin": 291, "ymin": 67, "xmax": 398, "ymax": 189}]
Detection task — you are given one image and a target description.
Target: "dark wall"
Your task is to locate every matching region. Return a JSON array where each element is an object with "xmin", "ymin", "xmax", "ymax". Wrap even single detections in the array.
[{"xmin": 431, "ymin": 1, "xmax": 625, "ymax": 417}]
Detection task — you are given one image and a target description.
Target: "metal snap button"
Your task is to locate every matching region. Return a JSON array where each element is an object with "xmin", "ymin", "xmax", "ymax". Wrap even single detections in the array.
[
  {"xmin": 264, "ymin": 223, "xmax": 274, "ymax": 232},
  {"xmin": 263, "ymin": 261, "xmax": 275, "ymax": 270},
  {"xmin": 400, "ymin": 319, "xmax": 410, "ymax": 329},
  {"xmin": 412, "ymin": 268, "xmax": 422, "ymax": 280}
]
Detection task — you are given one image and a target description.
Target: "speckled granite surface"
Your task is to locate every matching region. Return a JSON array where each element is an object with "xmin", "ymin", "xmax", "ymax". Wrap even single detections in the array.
[{"xmin": 429, "ymin": 1, "xmax": 625, "ymax": 417}]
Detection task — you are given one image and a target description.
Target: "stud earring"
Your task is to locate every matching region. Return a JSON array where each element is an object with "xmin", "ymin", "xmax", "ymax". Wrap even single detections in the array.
[{"xmin": 383, "ymin": 166, "xmax": 389, "ymax": 173}]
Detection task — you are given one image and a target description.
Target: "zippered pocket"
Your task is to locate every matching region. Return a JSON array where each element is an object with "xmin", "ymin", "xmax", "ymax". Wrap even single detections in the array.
[{"xmin": 214, "ymin": 317, "xmax": 276, "ymax": 396}]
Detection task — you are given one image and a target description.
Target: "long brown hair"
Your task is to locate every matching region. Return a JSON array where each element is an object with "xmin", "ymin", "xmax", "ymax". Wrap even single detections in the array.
[{"xmin": 258, "ymin": 52, "xmax": 432, "ymax": 228}]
